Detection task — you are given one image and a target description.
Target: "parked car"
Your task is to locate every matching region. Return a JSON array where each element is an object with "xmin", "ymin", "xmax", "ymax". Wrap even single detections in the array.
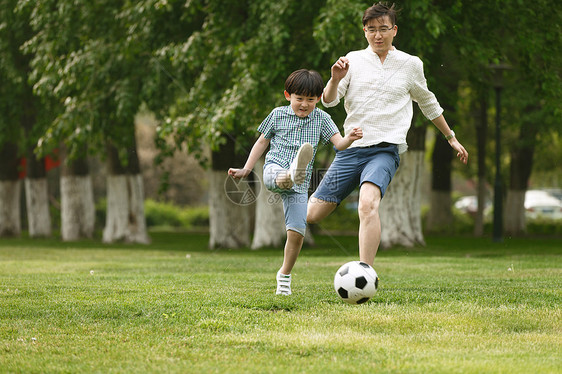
[
  {"xmin": 525, "ymin": 190, "xmax": 562, "ymax": 220},
  {"xmin": 454, "ymin": 195, "xmax": 492, "ymax": 216}
]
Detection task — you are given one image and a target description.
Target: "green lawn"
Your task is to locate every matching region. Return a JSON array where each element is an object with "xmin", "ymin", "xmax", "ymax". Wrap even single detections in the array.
[{"xmin": 0, "ymin": 233, "xmax": 560, "ymax": 373}]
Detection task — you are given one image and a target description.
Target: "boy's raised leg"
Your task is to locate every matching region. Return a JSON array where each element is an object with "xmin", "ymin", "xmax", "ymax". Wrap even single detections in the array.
[{"xmin": 289, "ymin": 143, "xmax": 313, "ymax": 185}]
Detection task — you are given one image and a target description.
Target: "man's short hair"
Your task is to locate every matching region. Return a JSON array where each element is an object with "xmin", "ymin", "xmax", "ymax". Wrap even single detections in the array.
[
  {"xmin": 285, "ymin": 69, "xmax": 324, "ymax": 98},
  {"xmin": 363, "ymin": 2, "xmax": 397, "ymax": 26}
]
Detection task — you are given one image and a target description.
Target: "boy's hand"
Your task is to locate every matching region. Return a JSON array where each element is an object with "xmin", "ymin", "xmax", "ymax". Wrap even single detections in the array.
[
  {"xmin": 331, "ymin": 57, "xmax": 349, "ymax": 82},
  {"xmin": 348, "ymin": 127, "xmax": 363, "ymax": 141},
  {"xmin": 228, "ymin": 168, "xmax": 251, "ymax": 179}
]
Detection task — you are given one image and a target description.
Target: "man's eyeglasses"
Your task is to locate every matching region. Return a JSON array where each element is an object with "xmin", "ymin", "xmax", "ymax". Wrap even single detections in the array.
[{"xmin": 364, "ymin": 26, "xmax": 394, "ymax": 35}]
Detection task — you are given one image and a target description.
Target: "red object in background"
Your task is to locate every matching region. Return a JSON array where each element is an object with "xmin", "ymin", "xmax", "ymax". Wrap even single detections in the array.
[
  {"xmin": 18, "ymin": 158, "xmax": 26, "ymax": 179},
  {"xmin": 45, "ymin": 150, "xmax": 61, "ymax": 171},
  {"xmin": 18, "ymin": 149, "xmax": 61, "ymax": 179}
]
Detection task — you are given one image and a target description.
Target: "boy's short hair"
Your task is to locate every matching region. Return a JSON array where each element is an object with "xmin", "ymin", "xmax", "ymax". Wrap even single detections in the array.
[
  {"xmin": 285, "ymin": 69, "xmax": 324, "ymax": 98},
  {"xmin": 363, "ymin": 2, "xmax": 397, "ymax": 26}
]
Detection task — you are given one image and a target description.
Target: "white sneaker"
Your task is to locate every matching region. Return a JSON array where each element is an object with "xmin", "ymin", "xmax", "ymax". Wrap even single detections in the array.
[
  {"xmin": 276, "ymin": 270, "xmax": 292, "ymax": 295},
  {"xmin": 288, "ymin": 143, "xmax": 313, "ymax": 185}
]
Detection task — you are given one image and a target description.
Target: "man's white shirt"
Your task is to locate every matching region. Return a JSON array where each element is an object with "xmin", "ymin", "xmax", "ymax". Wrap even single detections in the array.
[{"xmin": 322, "ymin": 47, "xmax": 443, "ymax": 154}]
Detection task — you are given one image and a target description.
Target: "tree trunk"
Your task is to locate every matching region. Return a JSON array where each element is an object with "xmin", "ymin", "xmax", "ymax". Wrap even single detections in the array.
[
  {"xmin": 0, "ymin": 180, "xmax": 21, "ymax": 237},
  {"xmin": 505, "ymin": 119, "xmax": 537, "ymax": 236},
  {"xmin": 474, "ymin": 91, "xmax": 489, "ymax": 236},
  {"xmin": 251, "ymin": 158, "xmax": 286, "ymax": 249},
  {"xmin": 60, "ymin": 153, "xmax": 95, "ymax": 241},
  {"xmin": 24, "ymin": 150, "xmax": 51, "ymax": 237},
  {"xmin": 103, "ymin": 142, "xmax": 149, "ymax": 244},
  {"xmin": 209, "ymin": 169, "xmax": 252, "ymax": 248},
  {"xmin": 425, "ymin": 134, "xmax": 453, "ymax": 232},
  {"xmin": 380, "ymin": 150, "xmax": 425, "ymax": 248},
  {"xmin": 209, "ymin": 135, "xmax": 252, "ymax": 249},
  {"xmin": 0, "ymin": 142, "xmax": 21, "ymax": 237},
  {"xmin": 20, "ymin": 77, "xmax": 51, "ymax": 237},
  {"xmin": 380, "ymin": 119, "xmax": 426, "ymax": 248},
  {"xmin": 25, "ymin": 178, "xmax": 51, "ymax": 237},
  {"xmin": 505, "ymin": 190, "xmax": 526, "ymax": 235}
]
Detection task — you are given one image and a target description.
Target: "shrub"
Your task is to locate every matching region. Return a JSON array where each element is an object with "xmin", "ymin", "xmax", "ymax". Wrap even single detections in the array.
[{"xmin": 144, "ymin": 199, "xmax": 208, "ymax": 229}]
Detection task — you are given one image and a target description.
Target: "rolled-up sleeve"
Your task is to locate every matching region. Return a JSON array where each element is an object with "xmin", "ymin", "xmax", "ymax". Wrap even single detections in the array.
[{"xmin": 409, "ymin": 57, "xmax": 443, "ymax": 121}]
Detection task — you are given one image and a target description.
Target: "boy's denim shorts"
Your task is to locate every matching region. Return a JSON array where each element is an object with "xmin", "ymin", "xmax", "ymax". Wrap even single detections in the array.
[
  {"xmin": 311, "ymin": 144, "xmax": 400, "ymax": 205},
  {"xmin": 263, "ymin": 163, "xmax": 308, "ymax": 237}
]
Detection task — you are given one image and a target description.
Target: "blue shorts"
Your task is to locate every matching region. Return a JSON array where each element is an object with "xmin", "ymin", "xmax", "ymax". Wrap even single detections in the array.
[
  {"xmin": 263, "ymin": 163, "xmax": 308, "ymax": 237},
  {"xmin": 311, "ymin": 145, "xmax": 400, "ymax": 204}
]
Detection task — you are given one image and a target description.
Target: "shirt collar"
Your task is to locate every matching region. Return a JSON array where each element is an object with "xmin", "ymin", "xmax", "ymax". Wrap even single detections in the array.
[{"xmin": 364, "ymin": 46, "xmax": 396, "ymax": 57}]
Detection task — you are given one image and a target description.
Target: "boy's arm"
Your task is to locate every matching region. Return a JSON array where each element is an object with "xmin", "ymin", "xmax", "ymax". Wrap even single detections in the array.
[
  {"xmin": 330, "ymin": 127, "xmax": 363, "ymax": 151},
  {"xmin": 228, "ymin": 134, "xmax": 271, "ymax": 179}
]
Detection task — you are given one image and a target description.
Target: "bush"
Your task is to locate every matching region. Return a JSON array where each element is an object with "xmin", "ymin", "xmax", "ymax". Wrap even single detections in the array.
[
  {"xmin": 144, "ymin": 200, "xmax": 208, "ymax": 229},
  {"xmin": 526, "ymin": 218, "xmax": 562, "ymax": 236}
]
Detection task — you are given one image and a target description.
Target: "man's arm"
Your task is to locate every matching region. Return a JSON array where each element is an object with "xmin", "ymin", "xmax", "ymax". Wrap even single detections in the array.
[
  {"xmin": 228, "ymin": 134, "xmax": 271, "ymax": 178},
  {"xmin": 323, "ymin": 57, "xmax": 349, "ymax": 104}
]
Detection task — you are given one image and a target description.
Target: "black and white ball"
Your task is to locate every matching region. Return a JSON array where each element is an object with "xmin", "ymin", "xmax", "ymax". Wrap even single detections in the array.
[{"xmin": 334, "ymin": 261, "xmax": 379, "ymax": 304}]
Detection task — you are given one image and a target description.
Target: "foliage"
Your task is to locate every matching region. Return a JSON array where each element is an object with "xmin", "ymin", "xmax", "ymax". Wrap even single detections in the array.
[
  {"xmin": 20, "ymin": 0, "xmax": 200, "ymax": 162},
  {"xmin": 157, "ymin": 0, "xmax": 333, "ymax": 165},
  {"xmin": 0, "ymin": 233, "xmax": 560, "ymax": 372},
  {"xmin": 0, "ymin": 0, "xmax": 36, "ymax": 149}
]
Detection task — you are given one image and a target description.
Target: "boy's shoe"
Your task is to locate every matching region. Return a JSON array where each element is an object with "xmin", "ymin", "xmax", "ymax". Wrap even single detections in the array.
[
  {"xmin": 276, "ymin": 271, "xmax": 292, "ymax": 295},
  {"xmin": 288, "ymin": 143, "xmax": 313, "ymax": 185}
]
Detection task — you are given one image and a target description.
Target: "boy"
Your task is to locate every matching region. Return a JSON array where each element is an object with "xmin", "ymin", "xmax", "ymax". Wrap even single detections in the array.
[{"xmin": 228, "ymin": 69, "xmax": 362, "ymax": 295}]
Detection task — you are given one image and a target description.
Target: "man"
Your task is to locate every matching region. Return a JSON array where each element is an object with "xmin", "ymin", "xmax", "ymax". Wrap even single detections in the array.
[{"xmin": 307, "ymin": 2, "xmax": 468, "ymax": 265}]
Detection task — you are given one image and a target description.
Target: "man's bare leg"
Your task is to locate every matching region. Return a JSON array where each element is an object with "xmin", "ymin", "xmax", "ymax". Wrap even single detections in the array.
[
  {"xmin": 357, "ymin": 182, "xmax": 382, "ymax": 266},
  {"xmin": 307, "ymin": 196, "xmax": 337, "ymax": 224}
]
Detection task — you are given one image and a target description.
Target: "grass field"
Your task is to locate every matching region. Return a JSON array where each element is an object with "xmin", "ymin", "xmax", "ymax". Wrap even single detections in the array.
[{"xmin": 0, "ymin": 232, "xmax": 560, "ymax": 373}]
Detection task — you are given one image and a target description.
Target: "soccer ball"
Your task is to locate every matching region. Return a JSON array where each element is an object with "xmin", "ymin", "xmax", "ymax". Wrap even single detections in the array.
[{"xmin": 334, "ymin": 261, "xmax": 379, "ymax": 304}]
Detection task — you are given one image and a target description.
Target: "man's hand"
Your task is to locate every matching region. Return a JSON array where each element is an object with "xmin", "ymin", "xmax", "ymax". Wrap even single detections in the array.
[
  {"xmin": 227, "ymin": 168, "xmax": 251, "ymax": 179},
  {"xmin": 449, "ymin": 139, "xmax": 469, "ymax": 164},
  {"xmin": 331, "ymin": 57, "xmax": 350, "ymax": 82}
]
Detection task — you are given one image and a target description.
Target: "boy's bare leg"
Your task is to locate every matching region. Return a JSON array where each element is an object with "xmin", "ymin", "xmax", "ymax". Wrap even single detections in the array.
[
  {"xmin": 357, "ymin": 182, "xmax": 381, "ymax": 266},
  {"xmin": 279, "ymin": 230, "xmax": 304, "ymax": 275},
  {"xmin": 306, "ymin": 196, "xmax": 337, "ymax": 224}
]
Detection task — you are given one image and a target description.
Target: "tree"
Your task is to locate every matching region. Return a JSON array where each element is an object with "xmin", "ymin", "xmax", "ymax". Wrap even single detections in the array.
[
  {"xmin": 251, "ymin": 158, "xmax": 286, "ymax": 249},
  {"xmin": 449, "ymin": 0, "xmax": 561, "ymax": 236},
  {"xmin": 501, "ymin": 1, "xmax": 561, "ymax": 235},
  {"xmin": 21, "ymin": 0, "xmax": 197, "ymax": 242},
  {"xmin": 158, "ymin": 0, "xmax": 333, "ymax": 248},
  {"xmin": 0, "ymin": 0, "xmax": 55, "ymax": 237},
  {"xmin": 59, "ymin": 149, "xmax": 95, "ymax": 240},
  {"xmin": 380, "ymin": 111, "xmax": 426, "ymax": 248},
  {"xmin": 0, "ymin": 142, "xmax": 21, "ymax": 237}
]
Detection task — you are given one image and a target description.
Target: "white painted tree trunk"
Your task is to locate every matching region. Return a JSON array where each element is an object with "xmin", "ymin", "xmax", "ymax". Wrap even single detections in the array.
[
  {"xmin": 103, "ymin": 174, "xmax": 149, "ymax": 244},
  {"xmin": 60, "ymin": 175, "xmax": 95, "ymax": 241},
  {"xmin": 251, "ymin": 160, "xmax": 286, "ymax": 249},
  {"xmin": 208, "ymin": 170, "xmax": 251, "ymax": 249},
  {"xmin": 380, "ymin": 150, "xmax": 425, "ymax": 248},
  {"xmin": 505, "ymin": 190, "xmax": 526, "ymax": 235},
  {"xmin": 25, "ymin": 178, "xmax": 52, "ymax": 237},
  {"xmin": 0, "ymin": 180, "xmax": 21, "ymax": 237},
  {"xmin": 425, "ymin": 191, "xmax": 453, "ymax": 232}
]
